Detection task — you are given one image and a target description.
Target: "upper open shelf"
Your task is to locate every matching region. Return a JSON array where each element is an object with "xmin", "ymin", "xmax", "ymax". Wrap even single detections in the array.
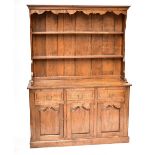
[{"xmin": 32, "ymin": 31, "xmax": 124, "ymax": 35}]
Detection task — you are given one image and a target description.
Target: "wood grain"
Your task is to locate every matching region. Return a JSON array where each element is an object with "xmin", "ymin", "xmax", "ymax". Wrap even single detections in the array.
[
  {"xmin": 75, "ymin": 12, "xmax": 91, "ymax": 76},
  {"xmin": 46, "ymin": 12, "xmax": 58, "ymax": 76},
  {"xmin": 92, "ymin": 14, "xmax": 103, "ymax": 75},
  {"xmin": 63, "ymin": 14, "xmax": 75, "ymax": 76}
]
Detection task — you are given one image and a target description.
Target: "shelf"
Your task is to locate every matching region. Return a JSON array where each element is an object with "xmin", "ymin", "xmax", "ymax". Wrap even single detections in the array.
[
  {"xmin": 32, "ymin": 31, "xmax": 124, "ymax": 35},
  {"xmin": 32, "ymin": 55, "xmax": 123, "ymax": 60}
]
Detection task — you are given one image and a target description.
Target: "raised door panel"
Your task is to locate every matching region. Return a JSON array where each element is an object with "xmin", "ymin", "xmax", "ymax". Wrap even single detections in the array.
[
  {"xmin": 96, "ymin": 102, "xmax": 123, "ymax": 137},
  {"xmin": 38, "ymin": 104, "xmax": 64, "ymax": 140},
  {"xmin": 67, "ymin": 101, "xmax": 94, "ymax": 139},
  {"xmin": 96, "ymin": 88, "xmax": 125, "ymax": 137},
  {"xmin": 34, "ymin": 104, "xmax": 64, "ymax": 141},
  {"xmin": 99, "ymin": 105, "xmax": 120, "ymax": 132}
]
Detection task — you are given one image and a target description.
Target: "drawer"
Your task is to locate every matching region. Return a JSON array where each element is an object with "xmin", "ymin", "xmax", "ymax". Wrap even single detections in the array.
[
  {"xmin": 67, "ymin": 88, "xmax": 94, "ymax": 101},
  {"xmin": 97, "ymin": 88, "xmax": 125, "ymax": 102},
  {"xmin": 35, "ymin": 89, "xmax": 63, "ymax": 105}
]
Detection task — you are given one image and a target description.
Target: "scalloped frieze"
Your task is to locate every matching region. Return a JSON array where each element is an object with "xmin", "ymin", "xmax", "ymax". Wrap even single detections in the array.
[{"xmin": 30, "ymin": 9, "xmax": 127, "ymax": 16}]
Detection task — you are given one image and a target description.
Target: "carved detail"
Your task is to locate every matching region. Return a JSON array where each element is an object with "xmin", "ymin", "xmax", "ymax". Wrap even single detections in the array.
[
  {"xmin": 99, "ymin": 102, "xmax": 121, "ymax": 109},
  {"xmin": 30, "ymin": 9, "xmax": 127, "ymax": 15},
  {"xmin": 71, "ymin": 102, "xmax": 90, "ymax": 112},
  {"xmin": 38, "ymin": 104, "xmax": 60, "ymax": 112}
]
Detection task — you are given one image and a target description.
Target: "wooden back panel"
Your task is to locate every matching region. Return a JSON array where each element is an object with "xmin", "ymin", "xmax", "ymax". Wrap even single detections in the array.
[{"xmin": 31, "ymin": 12, "xmax": 124, "ymax": 78}]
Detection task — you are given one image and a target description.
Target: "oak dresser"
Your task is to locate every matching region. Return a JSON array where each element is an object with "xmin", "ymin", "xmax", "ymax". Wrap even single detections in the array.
[{"xmin": 27, "ymin": 5, "xmax": 131, "ymax": 148}]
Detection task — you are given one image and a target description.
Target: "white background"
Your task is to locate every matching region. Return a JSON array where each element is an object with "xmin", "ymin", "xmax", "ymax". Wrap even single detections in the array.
[{"xmin": 0, "ymin": 0, "xmax": 155, "ymax": 155}]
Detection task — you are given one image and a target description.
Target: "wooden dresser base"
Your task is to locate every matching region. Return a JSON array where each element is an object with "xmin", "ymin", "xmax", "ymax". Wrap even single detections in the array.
[{"xmin": 30, "ymin": 136, "xmax": 129, "ymax": 148}]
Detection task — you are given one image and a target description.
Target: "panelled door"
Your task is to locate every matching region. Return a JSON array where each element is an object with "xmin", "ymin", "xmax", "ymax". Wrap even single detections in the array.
[
  {"xmin": 33, "ymin": 89, "xmax": 64, "ymax": 141},
  {"xmin": 66, "ymin": 88, "xmax": 94, "ymax": 139},
  {"xmin": 96, "ymin": 87, "xmax": 125, "ymax": 137}
]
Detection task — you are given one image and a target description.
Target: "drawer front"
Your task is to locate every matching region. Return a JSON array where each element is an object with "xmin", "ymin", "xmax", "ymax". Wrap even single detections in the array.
[
  {"xmin": 35, "ymin": 89, "xmax": 63, "ymax": 105},
  {"xmin": 97, "ymin": 88, "xmax": 125, "ymax": 102},
  {"xmin": 67, "ymin": 88, "xmax": 94, "ymax": 101}
]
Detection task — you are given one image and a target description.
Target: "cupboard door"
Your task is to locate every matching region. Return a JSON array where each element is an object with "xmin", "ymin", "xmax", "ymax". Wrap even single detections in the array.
[
  {"xmin": 33, "ymin": 90, "xmax": 64, "ymax": 141},
  {"xmin": 96, "ymin": 88, "xmax": 125, "ymax": 137},
  {"xmin": 67, "ymin": 101, "xmax": 94, "ymax": 139}
]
